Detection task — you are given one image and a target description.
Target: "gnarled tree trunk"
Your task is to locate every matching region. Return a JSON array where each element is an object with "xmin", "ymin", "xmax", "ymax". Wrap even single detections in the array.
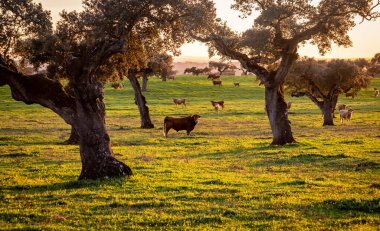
[
  {"xmin": 321, "ymin": 99, "xmax": 334, "ymax": 126},
  {"xmin": 127, "ymin": 69, "xmax": 154, "ymax": 128},
  {"xmin": 73, "ymin": 82, "xmax": 132, "ymax": 180},
  {"xmin": 265, "ymin": 84, "xmax": 296, "ymax": 145}
]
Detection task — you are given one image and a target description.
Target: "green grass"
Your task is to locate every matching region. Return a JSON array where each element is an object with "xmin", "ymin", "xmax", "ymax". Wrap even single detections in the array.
[{"xmin": 0, "ymin": 75, "xmax": 379, "ymax": 230}]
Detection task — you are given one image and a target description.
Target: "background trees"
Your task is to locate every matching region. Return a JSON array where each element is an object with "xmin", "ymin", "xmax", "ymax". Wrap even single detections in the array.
[
  {"xmin": 184, "ymin": 67, "xmax": 210, "ymax": 76},
  {"xmin": 192, "ymin": 0, "xmax": 380, "ymax": 145},
  {"xmin": 0, "ymin": 0, "xmax": 215, "ymax": 179},
  {"xmin": 208, "ymin": 61, "xmax": 236, "ymax": 75},
  {"xmin": 287, "ymin": 58, "xmax": 370, "ymax": 125},
  {"xmin": 368, "ymin": 53, "xmax": 380, "ymax": 77}
]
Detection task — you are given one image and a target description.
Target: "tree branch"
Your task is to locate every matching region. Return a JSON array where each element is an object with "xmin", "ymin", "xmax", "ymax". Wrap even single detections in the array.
[
  {"xmin": 291, "ymin": 91, "xmax": 323, "ymax": 109},
  {"xmin": 0, "ymin": 63, "xmax": 76, "ymax": 124},
  {"xmin": 190, "ymin": 32, "xmax": 269, "ymax": 83}
]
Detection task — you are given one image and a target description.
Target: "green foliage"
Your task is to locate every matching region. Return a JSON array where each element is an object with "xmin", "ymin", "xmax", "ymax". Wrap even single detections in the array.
[
  {"xmin": 0, "ymin": 75, "xmax": 379, "ymax": 229},
  {"xmin": 286, "ymin": 58, "xmax": 370, "ymax": 98}
]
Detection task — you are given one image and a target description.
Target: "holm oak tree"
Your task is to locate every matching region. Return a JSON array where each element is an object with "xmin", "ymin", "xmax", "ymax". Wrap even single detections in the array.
[
  {"xmin": 191, "ymin": 0, "xmax": 380, "ymax": 145},
  {"xmin": 0, "ymin": 0, "xmax": 215, "ymax": 180}
]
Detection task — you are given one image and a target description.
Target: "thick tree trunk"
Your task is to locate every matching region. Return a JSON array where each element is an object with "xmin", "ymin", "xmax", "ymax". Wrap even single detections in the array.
[
  {"xmin": 75, "ymin": 121, "xmax": 132, "ymax": 180},
  {"xmin": 265, "ymin": 84, "xmax": 296, "ymax": 145},
  {"xmin": 321, "ymin": 99, "xmax": 334, "ymax": 126},
  {"xmin": 142, "ymin": 73, "xmax": 148, "ymax": 92},
  {"xmin": 74, "ymin": 82, "xmax": 132, "ymax": 180},
  {"xmin": 161, "ymin": 69, "xmax": 167, "ymax": 82},
  {"xmin": 64, "ymin": 127, "xmax": 79, "ymax": 145},
  {"xmin": 127, "ymin": 70, "xmax": 154, "ymax": 128}
]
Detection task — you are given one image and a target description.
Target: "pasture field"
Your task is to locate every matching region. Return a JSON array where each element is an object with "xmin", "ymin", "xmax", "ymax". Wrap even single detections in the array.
[{"xmin": 0, "ymin": 75, "xmax": 379, "ymax": 230}]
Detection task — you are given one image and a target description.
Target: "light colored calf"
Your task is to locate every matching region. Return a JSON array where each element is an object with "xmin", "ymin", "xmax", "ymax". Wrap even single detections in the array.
[
  {"xmin": 172, "ymin": 98, "xmax": 186, "ymax": 108},
  {"xmin": 339, "ymin": 109, "xmax": 354, "ymax": 125}
]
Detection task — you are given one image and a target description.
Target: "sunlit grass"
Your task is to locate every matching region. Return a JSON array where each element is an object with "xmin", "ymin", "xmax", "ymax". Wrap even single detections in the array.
[{"xmin": 0, "ymin": 75, "xmax": 379, "ymax": 230}]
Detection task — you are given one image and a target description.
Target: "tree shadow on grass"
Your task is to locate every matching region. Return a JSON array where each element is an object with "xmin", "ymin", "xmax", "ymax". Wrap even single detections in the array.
[
  {"xmin": 253, "ymin": 153, "xmax": 350, "ymax": 167},
  {"xmin": 321, "ymin": 198, "xmax": 380, "ymax": 213},
  {"xmin": 0, "ymin": 178, "xmax": 127, "ymax": 192}
]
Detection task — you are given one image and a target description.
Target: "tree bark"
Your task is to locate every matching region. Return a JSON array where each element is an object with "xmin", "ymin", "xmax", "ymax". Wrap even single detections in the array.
[
  {"xmin": 321, "ymin": 99, "xmax": 334, "ymax": 126},
  {"xmin": 265, "ymin": 84, "xmax": 296, "ymax": 145},
  {"xmin": 72, "ymin": 82, "xmax": 132, "ymax": 180},
  {"xmin": 142, "ymin": 72, "xmax": 148, "ymax": 92},
  {"xmin": 127, "ymin": 69, "xmax": 154, "ymax": 128},
  {"xmin": 161, "ymin": 69, "xmax": 167, "ymax": 82},
  {"xmin": 64, "ymin": 127, "xmax": 79, "ymax": 145}
]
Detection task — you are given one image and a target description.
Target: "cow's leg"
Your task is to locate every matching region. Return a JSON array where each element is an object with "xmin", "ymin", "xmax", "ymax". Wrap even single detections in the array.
[{"xmin": 163, "ymin": 126, "xmax": 170, "ymax": 137}]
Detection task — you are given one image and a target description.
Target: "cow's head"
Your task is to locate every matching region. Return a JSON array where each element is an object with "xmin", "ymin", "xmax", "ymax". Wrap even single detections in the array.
[{"xmin": 191, "ymin": 114, "xmax": 201, "ymax": 122}]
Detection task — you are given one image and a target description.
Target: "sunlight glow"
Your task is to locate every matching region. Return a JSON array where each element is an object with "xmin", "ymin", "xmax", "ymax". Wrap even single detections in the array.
[{"xmin": 34, "ymin": 0, "xmax": 380, "ymax": 61}]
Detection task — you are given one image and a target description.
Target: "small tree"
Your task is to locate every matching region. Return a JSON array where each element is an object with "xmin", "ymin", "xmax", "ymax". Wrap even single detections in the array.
[
  {"xmin": 209, "ymin": 61, "xmax": 236, "ymax": 75},
  {"xmin": 287, "ymin": 58, "xmax": 370, "ymax": 125},
  {"xmin": 184, "ymin": 67, "xmax": 210, "ymax": 76}
]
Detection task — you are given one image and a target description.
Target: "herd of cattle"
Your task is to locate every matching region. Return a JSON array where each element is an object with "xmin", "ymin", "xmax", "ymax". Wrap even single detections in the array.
[{"xmin": 112, "ymin": 75, "xmax": 378, "ymax": 137}]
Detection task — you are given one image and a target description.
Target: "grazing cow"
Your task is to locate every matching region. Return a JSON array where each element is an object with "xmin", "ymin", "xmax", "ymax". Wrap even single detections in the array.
[
  {"xmin": 207, "ymin": 73, "xmax": 220, "ymax": 80},
  {"xmin": 111, "ymin": 82, "xmax": 124, "ymax": 89},
  {"xmin": 286, "ymin": 101, "xmax": 292, "ymax": 110},
  {"xmin": 212, "ymin": 80, "xmax": 222, "ymax": 86},
  {"xmin": 375, "ymin": 89, "xmax": 379, "ymax": 97},
  {"xmin": 163, "ymin": 114, "xmax": 201, "ymax": 137},
  {"xmin": 234, "ymin": 82, "xmax": 240, "ymax": 87},
  {"xmin": 172, "ymin": 98, "xmax": 186, "ymax": 108},
  {"xmin": 339, "ymin": 109, "xmax": 354, "ymax": 124},
  {"xmin": 345, "ymin": 92, "xmax": 355, "ymax": 98},
  {"xmin": 211, "ymin": 100, "xmax": 224, "ymax": 113},
  {"xmin": 337, "ymin": 104, "xmax": 346, "ymax": 111}
]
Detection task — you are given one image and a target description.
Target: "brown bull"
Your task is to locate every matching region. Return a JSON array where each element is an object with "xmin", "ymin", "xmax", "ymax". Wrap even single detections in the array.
[
  {"xmin": 212, "ymin": 80, "xmax": 222, "ymax": 86},
  {"xmin": 163, "ymin": 114, "xmax": 201, "ymax": 137}
]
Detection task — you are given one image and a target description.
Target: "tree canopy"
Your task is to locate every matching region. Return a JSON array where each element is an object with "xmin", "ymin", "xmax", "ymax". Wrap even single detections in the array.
[
  {"xmin": 184, "ymin": 66, "xmax": 210, "ymax": 75},
  {"xmin": 209, "ymin": 61, "xmax": 236, "ymax": 75},
  {"xmin": 287, "ymin": 58, "xmax": 370, "ymax": 125}
]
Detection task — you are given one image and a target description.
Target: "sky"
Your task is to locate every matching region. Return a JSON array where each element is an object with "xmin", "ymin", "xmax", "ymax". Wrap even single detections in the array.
[{"xmin": 34, "ymin": 0, "xmax": 380, "ymax": 61}]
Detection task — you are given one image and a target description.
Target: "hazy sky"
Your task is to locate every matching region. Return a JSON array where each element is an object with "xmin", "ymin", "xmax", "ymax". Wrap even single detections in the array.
[{"xmin": 35, "ymin": 0, "xmax": 380, "ymax": 60}]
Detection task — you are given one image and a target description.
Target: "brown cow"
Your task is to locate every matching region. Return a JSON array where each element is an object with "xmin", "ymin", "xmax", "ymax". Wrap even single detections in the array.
[
  {"xmin": 234, "ymin": 82, "xmax": 240, "ymax": 87},
  {"xmin": 172, "ymin": 98, "xmax": 186, "ymax": 108},
  {"xmin": 212, "ymin": 80, "xmax": 222, "ymax": 86},
  {"xmin": 345, "ymin": 92, "xmax": 355, "ymax": 98},
  {"xmin": 163, "ymin": 115, "xmax": 201, "ymax": 137}
]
